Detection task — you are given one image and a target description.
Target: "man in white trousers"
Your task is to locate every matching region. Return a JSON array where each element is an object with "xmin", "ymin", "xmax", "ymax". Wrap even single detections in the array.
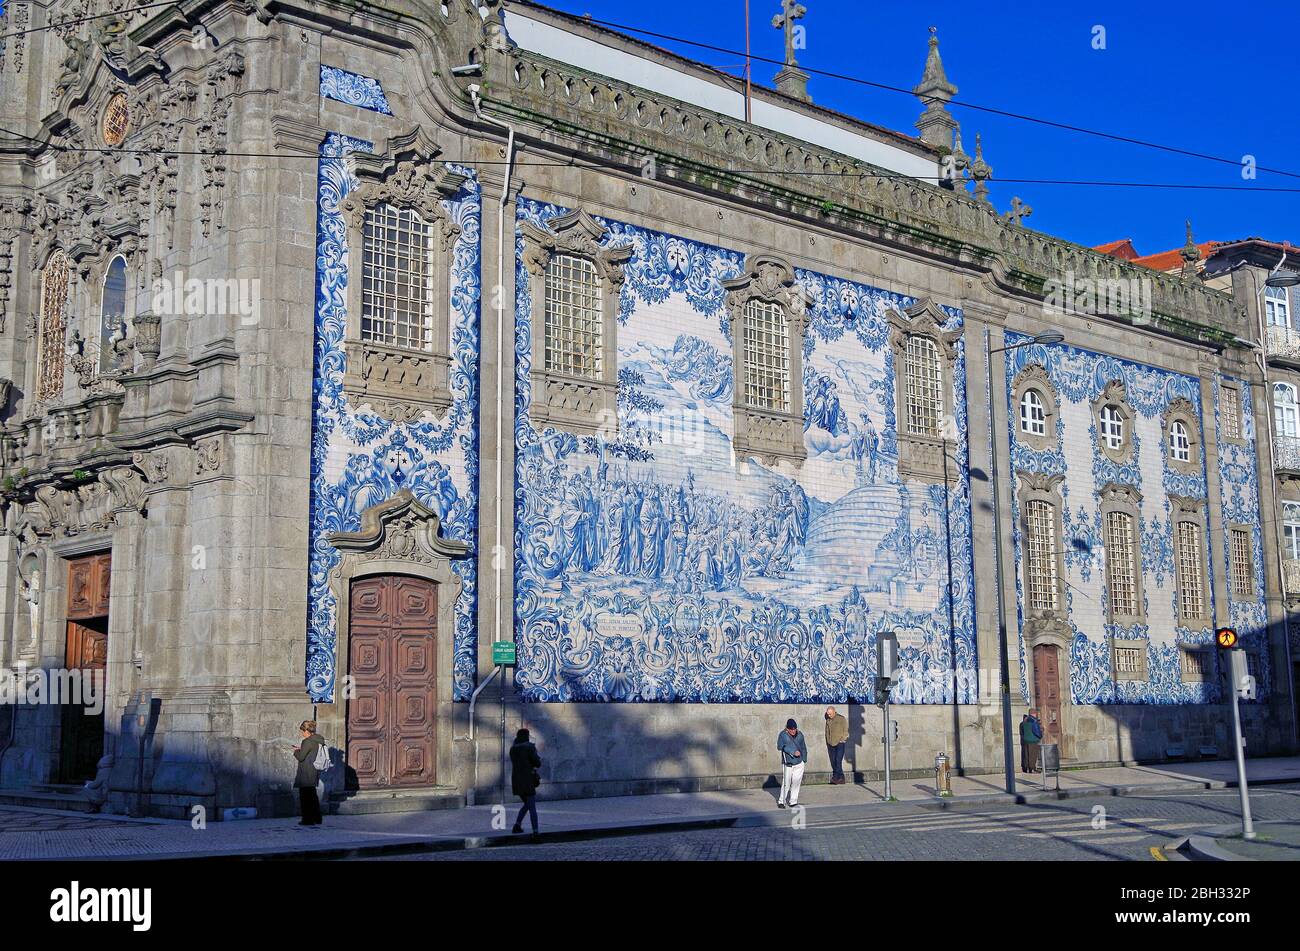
[{"xmin": 776, "ymin": 717, "xmax": 808, "ymax": 808}]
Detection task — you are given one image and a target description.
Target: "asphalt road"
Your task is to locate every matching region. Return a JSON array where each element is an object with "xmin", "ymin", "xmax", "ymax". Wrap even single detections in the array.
[{"xmin": 364, "ymin": 784, "xmax": 1300, "ymax": 861}]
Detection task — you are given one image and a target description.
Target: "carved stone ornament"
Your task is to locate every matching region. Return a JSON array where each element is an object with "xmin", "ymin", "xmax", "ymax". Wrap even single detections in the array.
[
  {"xmin": 721, "ymin": 253, "xmax": 809, "ymax": 466},
  {"xmin": 521, "ymin": 208, "xmax": 632, "ymax": 437},
  {"xmin": 1091, "ymin": 379, "xmax": 1135, "ymax": 464},
  {"xmin": 18, "ymin": 466, "xmax": 146, "ymax": 540},
  {"xmin": 1160, "ymin": 397, "xmax": 1202, "ymax": 475},
  {"xmin": 339, "ymin": 139, "xmax": 468, "ymax": 423},
  {"xmin": 327, "ymin": 490, "xmax": 469, "ymax": 566},
  {"xmin": 1010, "ymin": 363, "xmax": 1059, "ymax": 452}
]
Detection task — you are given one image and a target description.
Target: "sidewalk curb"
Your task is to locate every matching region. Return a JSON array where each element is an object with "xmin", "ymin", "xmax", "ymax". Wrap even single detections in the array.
[{"xmin": 107, "ymin": 774, "xmax": 1297, "ymax": 861}]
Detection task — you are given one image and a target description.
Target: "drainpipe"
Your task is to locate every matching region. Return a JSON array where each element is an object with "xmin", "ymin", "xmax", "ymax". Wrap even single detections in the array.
[
  {"xmin": 1244, "ymin": 248, "xmax": 1299, "ymax": 749},
  {"xmin": 467, "ymin": 83, "xmax": 516, "ymax": 802},
  {"xmin": 457, "ymin": 664, "xmax": 500, "ymax": 806}
]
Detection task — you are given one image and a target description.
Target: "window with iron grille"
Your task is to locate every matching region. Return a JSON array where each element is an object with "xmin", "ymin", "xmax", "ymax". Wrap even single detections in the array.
[
  {"xmin": 1019, "ymin": 388, "xmax": 1046, "ymax": 437},
  {"xmin": 1104, "ymin": 510, "xmax": 1138, "ymax": 616},
  {"xmin": 742, "ymin": 299, "xmax": 790, "ymax": 411},
  {"xmin": 1176, "ymin": 520, "xmax": 1206, "ymax": 619},
  {"xmin": 1230, "ymin": 528, "xmax": 1253, "ymax": 598},
  {"xmin": 37, "ymin": 250, "xmax": 70, "ymax": 403},
  {"xmin": 543, "ymin": 253, "xmax": 602, "ymax": 378},
  {"xmin": 1114, "ymin": 646, "xmax": 1143, "ymax": 675},
  {"xmin": 1099, "ymin": 404, "xmax": 1124, "ymax": 451},
  {"xmin": 1181, "ymin": 649, "xmax": 1209, "ymax": 677},
  {"xmin": 904, "ymin": 334, "xmax": 942, "ymax": 437},
  {"xmin": 1168, "ymin": 420, "xmax": 1190, "ymax": 462},
  {"xmin": 361, "ymin": 204, "xmax": 435, "ymax": 352},
  {"xmin": 1221, "ymin": 384, "xmax": 1241, "ymax": 441},
  {"xmin": 1025, "ymin": 499, "xmax": 1059, "ymax": 611}
]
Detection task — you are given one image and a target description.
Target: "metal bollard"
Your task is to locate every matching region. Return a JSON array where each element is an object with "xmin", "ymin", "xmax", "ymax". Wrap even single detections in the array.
[{"xmin": 935, "ymin": 751, "xmax": 952, "ymax": 796}]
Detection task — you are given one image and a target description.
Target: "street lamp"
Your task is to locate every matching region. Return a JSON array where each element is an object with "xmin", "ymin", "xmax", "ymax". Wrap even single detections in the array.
[
  {"xmin": 1265, "ymin": 269, "xmax": 1300, "ymax": 288},
  {"xmin": 984, "ymin": 329, "xmax": 1064, "ymax": 795}
]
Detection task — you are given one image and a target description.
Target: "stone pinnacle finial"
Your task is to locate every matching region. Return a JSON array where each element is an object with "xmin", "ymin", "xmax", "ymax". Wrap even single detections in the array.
[
  {"xmin": 1180, "ymin": 220, "xmax": 1200, "ymax": 279},
  {"xmin": 969, "ymin": 133, "xmax": 992, "ymax": 205},
  {"xmin": 914, "ymin": 26, "xmax": 959, "ymax": 148}
]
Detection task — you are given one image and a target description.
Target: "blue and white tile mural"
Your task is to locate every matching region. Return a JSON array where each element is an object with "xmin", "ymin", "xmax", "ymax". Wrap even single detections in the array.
[
  {"xmin": 319, "ymin": 65, "xmax": 394, "ymax": 115},
  {"xmin": 1003, "ymin": 333, "xmax": 1264, "ymax": 705},
  {"xmin": 1215, "ymin": 374, "xmax": 1269, "ymax": 701},
  {"xmin": 305, "ymin": 132, "xmax": 481, "ymax": 702},
  {"xmin": 513, "ymin": 199, "xmax": 977, "ymax": 703}
]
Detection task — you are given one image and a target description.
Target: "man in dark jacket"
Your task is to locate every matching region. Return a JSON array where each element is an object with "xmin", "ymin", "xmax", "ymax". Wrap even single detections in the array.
[
  {"xmin": 292, "ymin": 719, "xmax": 326, "ymax": 826},
  {"xmin": 1020, "ymin": 709, "xmax": 1044, "ymax": 773},
  {"xmin": 510, "ymin": 728, "xmax": 542, "ymax": 836},
  {"xmin": 776, "ymin": 718, "xmax": 808, "ymax": 808}
]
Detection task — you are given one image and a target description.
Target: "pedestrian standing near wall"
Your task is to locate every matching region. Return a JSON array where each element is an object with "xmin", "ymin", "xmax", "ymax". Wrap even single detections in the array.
[
  {"xmin": 292, "ymin": 719, "xmax": 325, "ymax": 827},
  {"xmin": 1020, "ymin": 709, "xmax": 1043, "ymax": 774},
  {"xmin": 824, "ymin": 706, "xmax": 848, "ymax": 784},
  {"xmin": 777, "ymin": 717, "xmax": 808, "ymax": 808},
  {"xmin": 510, "ymin": 728, "xmax": 543, "ymax": 837}
]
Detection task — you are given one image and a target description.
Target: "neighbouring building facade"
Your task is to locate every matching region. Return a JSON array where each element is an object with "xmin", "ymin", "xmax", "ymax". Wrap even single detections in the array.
[{"xmin": 0, "ymin": 0, "xmax": 1293, "ymax": 818}]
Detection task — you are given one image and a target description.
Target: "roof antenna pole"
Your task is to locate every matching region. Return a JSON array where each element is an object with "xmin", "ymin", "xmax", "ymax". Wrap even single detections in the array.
[{"xmin": 744, "ymin": 0, "xmax": 752, "ymax": 122}]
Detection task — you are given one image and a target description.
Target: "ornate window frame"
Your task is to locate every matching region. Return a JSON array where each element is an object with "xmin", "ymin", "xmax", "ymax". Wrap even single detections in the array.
[
  {"xmin": 1171, "ymin": 495, "xmax": 1212, "ymax": 630},
  {"xmin": 1091, "ymin": 379, "xmax": 1135, "ymax": 464},
  {"xmin": 1011, "ymin": 363, "xmax": 1059, "ymax": 452},
  {"xmin": 887, "ymin": 298, "xmax": 960, "ymax": 483},
  {"xmin": 1219, "ymin": 380, "xmax": 1245, "ymax": 446},
  {"xmin": 1161, "ymin": 398, "xmax": 1201, "ymax": 475},
  {"xmin": 520, "ymin": 208, "xmax": 631, "ymax": 437},
  {"xmin": 1099, "ymin": 483, "xmax": 1145, "ymax": 626},
  {"xmin": 1017, "ymin": 471, "xmax": 1067, "ymax": 638},
  {"xmin": 339, "ymin": 142, "xmax": 467, "ymax": 423},
  {"xmin": 722, "ymin": 254, "xmax": 809, "ymax": 466},
  {"xmin": 35, "ymin": 249, "xmax": 72, "ymax": 405}
]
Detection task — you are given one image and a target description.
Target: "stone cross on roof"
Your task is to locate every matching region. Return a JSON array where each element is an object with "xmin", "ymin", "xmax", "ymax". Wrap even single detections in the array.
[{"xmin": 772, "ymin": 0, "xmax": 807, "ymax": 67}]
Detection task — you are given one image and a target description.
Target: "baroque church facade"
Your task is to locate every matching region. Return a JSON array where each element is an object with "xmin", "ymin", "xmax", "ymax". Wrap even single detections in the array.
[{"xmin": 0, "ymin": 0, "xmax": 1293, "ymax": 816}]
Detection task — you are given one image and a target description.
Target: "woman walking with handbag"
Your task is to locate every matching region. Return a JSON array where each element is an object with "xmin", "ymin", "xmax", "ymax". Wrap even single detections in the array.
[{"xmin": 509, "ymin": 728, "xmax": 542, "ymax": 837}]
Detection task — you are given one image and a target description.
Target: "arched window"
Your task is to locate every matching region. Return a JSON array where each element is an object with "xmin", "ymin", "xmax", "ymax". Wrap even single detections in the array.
[
  {"xmin": 1266, "ymin": 285, "xmax": 1291, "ymax": 329},
  {"xmin": 361, "ymin": 203, "xmax": 435, "ymax": 352},
  {"xmin": 903, "ymin": 334, "xmax": 943, "ymax": 438},
  {"xmin": 1099, "ymin": 404, "xmax": 1125, "ymax": 451},
  {"xmin": 1275, "ymin": 382, "xmax": 1299, "ymax": 439},
  {"xmin": 544, "ymin": 252, "xmax": 602, "ymax": 379},
  {"xmin": 98, "ymin": 254, "xmax": 128, "ymax": 374},
  {"xmin": 1019, "ymin": 388, "xmax": 1046, "ymax": 437},
  {"xmin": 1168, "ymin": 419, "xmax": 1190, "ymax": 463},
  {"xmin": 37, "ymin": 250, "xmax": 71, "ymax": 403}
]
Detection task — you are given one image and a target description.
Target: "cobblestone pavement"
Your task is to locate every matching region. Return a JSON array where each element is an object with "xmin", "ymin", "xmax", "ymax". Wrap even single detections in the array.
[
  {"xmin": 0, "ymin": 807, "xmax": 146, "ymax": 834},
  {"xmin": 382, "ymin": 786, "xmax": 1300, "ymax": 861}
]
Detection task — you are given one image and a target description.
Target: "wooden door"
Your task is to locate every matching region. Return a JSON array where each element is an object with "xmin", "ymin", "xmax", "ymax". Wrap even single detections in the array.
[
  {"xmin": 61, "ymin": 552, "xmax": 111, "ymax": 783},
  {"xmin": 1032, "ymin": 644, "xmax": 1063, "ymax": 746},
  {"xmin": 346, "ymin": 576, "xmax": 438, "ymax": 789}
]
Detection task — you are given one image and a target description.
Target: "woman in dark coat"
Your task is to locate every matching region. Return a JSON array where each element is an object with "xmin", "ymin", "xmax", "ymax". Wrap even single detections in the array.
[
  {"xmin": 292, "ymin": 719, "xmax": 325, "ymax": 826},
  {"xmin": 509, "ymin": 728, "xmax": 542, "ymax": 835}
]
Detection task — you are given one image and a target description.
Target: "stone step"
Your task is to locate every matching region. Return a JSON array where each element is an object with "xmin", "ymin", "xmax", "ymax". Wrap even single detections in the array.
[
  {"xmin": 0, "ymin": 788, "xmax": 97, "ymax": 813},
  {"xmin": 327, "ymin": 786, "xmax": 463, "ymax": 815}
]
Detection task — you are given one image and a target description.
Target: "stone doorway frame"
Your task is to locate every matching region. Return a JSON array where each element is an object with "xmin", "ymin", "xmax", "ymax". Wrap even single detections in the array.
[{"xmin": 316, "ymin": 491, "xmax": 468, "ymax": 797}]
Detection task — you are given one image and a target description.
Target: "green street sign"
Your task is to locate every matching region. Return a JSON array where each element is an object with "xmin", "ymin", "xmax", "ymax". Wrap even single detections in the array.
[{"xmin": 492, "ymin": 641, "xmax": 516, "ymax": 666}]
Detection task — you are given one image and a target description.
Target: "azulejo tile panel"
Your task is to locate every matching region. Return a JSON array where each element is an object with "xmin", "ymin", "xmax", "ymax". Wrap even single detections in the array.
[
  {"xmin": 319, "ymin": 65, "xmax": 394, "ymax": 115},
  {"xmin": 1004, "ymin": 332, "xmax": 1250, "ymax": 704},
  {"xmin": 513, "ymin": 198, "xmax": 977, "ymax": 703},
  {"xmin": 1214, "ymin": 373, "xmax": 1269, "ymax": 702},
  {"xmin": 305, "ymin": 132, "xmax": 481, "ymax": 702}
]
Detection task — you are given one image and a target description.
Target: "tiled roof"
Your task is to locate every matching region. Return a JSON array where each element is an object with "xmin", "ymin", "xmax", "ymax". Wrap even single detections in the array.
[
  {"xmin": 1130, "ymin": 242, "xmax": 1219, "ymax": 272},
  {"xmin": 1093, "ymin": 239, "xmax": 1139, "ymax": 260}
]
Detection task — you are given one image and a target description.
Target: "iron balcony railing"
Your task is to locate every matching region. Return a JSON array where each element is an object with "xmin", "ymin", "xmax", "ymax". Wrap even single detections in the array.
[{"xmin": 1266, "ymin": 325, "xmax": 1300, "ymax": 362}]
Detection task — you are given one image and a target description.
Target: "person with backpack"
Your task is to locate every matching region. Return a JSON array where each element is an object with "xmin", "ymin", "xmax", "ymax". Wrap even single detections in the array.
[
  {"xmin": 509, "ymin": 728, "xmax": 542, "ymax": 837},
  {"xmin": 292, "ymin": 719, "xmax": 328, "ymax": 826}
]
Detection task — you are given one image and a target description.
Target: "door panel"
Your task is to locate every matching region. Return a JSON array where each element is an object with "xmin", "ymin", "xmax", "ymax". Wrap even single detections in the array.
[
  {"xmin": 1033, "ymin": 644, "xmax": 1063, "ymax": 746},
  {"xmin": 346, "ymin": 575, "xmax": 437, "ymax": 789}
]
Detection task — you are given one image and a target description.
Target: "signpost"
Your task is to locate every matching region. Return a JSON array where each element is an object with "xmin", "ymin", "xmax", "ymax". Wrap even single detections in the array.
[
  {"xmin": 1217, "ymin": 627, "xmax": 1255, "ymax": 839},
  {"xmin": 877, "ymin": 632, "xmax": 899, "ymax": 800},
  {"xmin": 493, "ymin": 641, "xmax": 516, "ymax": 806},
  {"xmin": 491, "ymin": 640, "xmax": 516, "ymax": 666}
]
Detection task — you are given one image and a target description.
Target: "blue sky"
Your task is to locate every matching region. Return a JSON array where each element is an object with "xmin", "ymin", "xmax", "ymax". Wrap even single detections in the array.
[{"xmin": 537, "ymin": 0, "xmax": 1299, "ymax": 256}]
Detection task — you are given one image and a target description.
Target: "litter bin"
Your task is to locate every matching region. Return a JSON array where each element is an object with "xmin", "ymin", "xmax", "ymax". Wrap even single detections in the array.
[{"xmin": 1041, "ymin": 742, "xmax": 1060, "ymax": 790}]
